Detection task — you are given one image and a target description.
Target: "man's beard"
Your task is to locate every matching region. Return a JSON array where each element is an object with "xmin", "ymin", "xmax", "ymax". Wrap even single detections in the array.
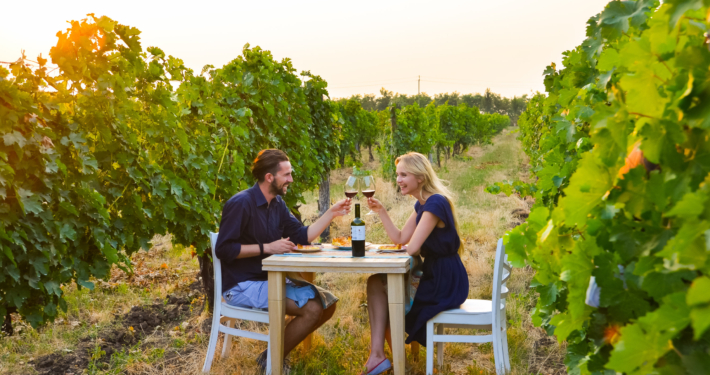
[{"xmin": 270, "ymin": 180, "xmax": 289, "ymax": 196}]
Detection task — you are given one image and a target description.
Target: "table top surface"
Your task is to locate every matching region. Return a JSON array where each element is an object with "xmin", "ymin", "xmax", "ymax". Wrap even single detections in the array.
[{"xmin": 262, "ymin": 245, "xmax": 411, "ymax": 273}]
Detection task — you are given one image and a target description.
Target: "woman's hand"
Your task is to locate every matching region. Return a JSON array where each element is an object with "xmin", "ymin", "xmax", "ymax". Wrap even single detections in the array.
[
  {"xmin": 329, "ymin": 198, "xmax": 352, "ymax": 218},
  {"xmin": 366, "ymin": 197, "xmax": 385, "ymax": 214}
]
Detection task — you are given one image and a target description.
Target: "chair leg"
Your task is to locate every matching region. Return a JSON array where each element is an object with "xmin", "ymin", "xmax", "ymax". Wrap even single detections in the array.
[
  {"xmin": 492, "ymin": 325, "xmax": 504, "ymax": 375},
  {"xmin": 221, "ymin": 318, "xmax": 234, "ymax": 358},
  {"xmin": 426, "ymin": 321, "xmax": 434, "ymax": 375},
  {"xmin": 436, "ymin": 324, "xmax": 444, "ymax": 370},
  {"xmin": 266, "ymin": 340, "xmax": 272, "ymax": 374},
  {"xmin": 501, "ymin": 322, "xmax": 511, "ymax": 373},
  {"xmin": 202, "ymin": 312, "xmax": 222, "ymax": 373}
]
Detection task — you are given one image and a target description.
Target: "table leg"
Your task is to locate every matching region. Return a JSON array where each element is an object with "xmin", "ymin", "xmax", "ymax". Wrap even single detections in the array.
[
  {"xmin": 387, "ymin": 273, "xmax": 406, "ymax": 375},
  {"xmin": 301, "ymin": 272, "xmax": 315, "ymax": 352},
  {"xmin": 269, "ymin": 271, "xmax": 286, "ymax": 375},
  {"xmin": 411, "ymin": 342, "xmax": 420, "ymax": 362}
]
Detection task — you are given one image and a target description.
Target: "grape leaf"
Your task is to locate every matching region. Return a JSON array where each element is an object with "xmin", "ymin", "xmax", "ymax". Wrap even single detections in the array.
[
  {"xmin": 690, "ymin": 305, "xmax": 710, "ymax": 339},
  {"xmin": 559, "ymin": 153, "xmax": 614, "ymax": 228},
  {"xmin": 686, "ymin": 276, "xmax": 710, "ymax": 306},
  {"xmin": 666, "ymin": 191, "xmax": 707, "ymax": 219}
]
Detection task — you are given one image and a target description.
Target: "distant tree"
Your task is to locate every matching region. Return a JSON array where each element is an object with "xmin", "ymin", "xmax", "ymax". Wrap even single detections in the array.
[
  {"xmin": 461, "ymin": 93, "xmax": 483, "ymax": 109},
  {"xmin": 508, "ymin": 95, "xmax": 528, "ymax": 125},
  {"xmin": 496, "ymin": 95, "xmax": 511, "ymax": 115},
  {"xmin": 434, "ymin": 92, "xmax": 460, "ymax": 107},
  {"xmin": 412, "ymin": 93, "xmax": 433, "ymax": 108},
  {"xmin": 375, "ymin": 88, "xmax": 393, "ymax": 111},
  {"xmin": 482, "ymin": 88, "xmax": 495, "ymax": 114},
  {"xmin": 361, "ymin": 94, "xmax": 377, "ymax": 111}
]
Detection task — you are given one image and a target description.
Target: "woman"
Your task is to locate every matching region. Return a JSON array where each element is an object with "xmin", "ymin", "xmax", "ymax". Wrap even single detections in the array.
[{"xmin": 362, "ymin": 152, "xmax": 469, "ymax": 375}]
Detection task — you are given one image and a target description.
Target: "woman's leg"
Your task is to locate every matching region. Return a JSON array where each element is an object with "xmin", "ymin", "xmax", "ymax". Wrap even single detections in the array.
[{"xmin": 365, "ymin": 275, "xmax": 389, "ymax": 372}]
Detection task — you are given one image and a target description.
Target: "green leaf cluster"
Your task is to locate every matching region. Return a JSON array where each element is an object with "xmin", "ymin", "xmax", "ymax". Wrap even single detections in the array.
[
  {"xmin": 333, "ymin": 98, "xmax": 378, "ymax": 167},
  {"xmin": 0, "ymin": 15, "xmax": 341, "ymax": 328},
  {"xmin": 495, "ymin": 1, "xmax": 710, "ymax": 373}
]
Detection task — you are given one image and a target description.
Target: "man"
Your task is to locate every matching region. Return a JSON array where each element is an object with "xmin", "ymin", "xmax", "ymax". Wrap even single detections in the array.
[{"xmin": 215, "ymin": 149, "xmax": 350, "ymax": 372}]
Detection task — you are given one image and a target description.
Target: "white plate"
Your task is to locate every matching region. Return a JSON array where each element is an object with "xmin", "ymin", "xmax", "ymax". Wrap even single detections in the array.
[{"xmin": 292, "ymin": 246, "xmax": 323, "ymax": 253}]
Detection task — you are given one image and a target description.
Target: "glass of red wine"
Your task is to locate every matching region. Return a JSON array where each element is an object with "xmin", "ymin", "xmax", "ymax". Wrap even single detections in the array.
[
  {"xmin": 344, "ymin": 175, "xmax": 359, "ymax": 210},
  {"xmin": 360, "ymin": 173, "xmax": 376, "ymax": 215}
]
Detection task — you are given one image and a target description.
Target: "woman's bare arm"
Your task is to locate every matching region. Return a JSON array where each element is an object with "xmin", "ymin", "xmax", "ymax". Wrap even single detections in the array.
[
  {"xmin": 367, "ymin": 197, "xmax": 418, "ymax": 244},
  {"xmin": 405, "ymin": 212, "xmax": 440, "ymax": 256}
]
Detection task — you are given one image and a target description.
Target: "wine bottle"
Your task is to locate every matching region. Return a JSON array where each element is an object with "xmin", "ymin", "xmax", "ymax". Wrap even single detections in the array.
[{"xmin": 351, "ymin": 203, "xmax": 365, "ymax": 257}]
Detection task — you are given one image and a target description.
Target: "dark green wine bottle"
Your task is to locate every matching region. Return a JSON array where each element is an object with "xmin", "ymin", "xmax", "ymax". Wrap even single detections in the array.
[{"xmin": 351, "ymin": 203, "xmax": 365, "ymax": 257}]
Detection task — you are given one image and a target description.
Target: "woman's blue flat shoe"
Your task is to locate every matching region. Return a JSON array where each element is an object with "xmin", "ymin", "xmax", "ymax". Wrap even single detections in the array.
[{"xmin": 366, "ymin": 358, "xmax": 391, "ymax": 375}]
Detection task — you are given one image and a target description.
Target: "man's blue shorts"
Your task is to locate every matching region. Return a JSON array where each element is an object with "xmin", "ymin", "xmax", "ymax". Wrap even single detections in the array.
[{"xmin": 223, "ymin": 280, "xmax": 317, "ymax": 310}]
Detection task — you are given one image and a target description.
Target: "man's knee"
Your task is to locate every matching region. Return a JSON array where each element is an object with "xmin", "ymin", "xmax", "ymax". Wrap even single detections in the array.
[
  {"xmin": 303, "ymin": 300, "xmax": 324, "ymax": 321},
  {"xmin": 322, "ymin": 302, "xmax": 337, "ymax": 321}
]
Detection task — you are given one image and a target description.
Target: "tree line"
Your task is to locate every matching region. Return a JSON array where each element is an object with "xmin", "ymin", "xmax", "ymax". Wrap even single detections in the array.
[
  {"xmin": 342, "ymin": 88, "xmax": 527, "ymax": 125},
  {"xmin": 333, "ymin": 94, "xmax": 513, "ymax": 171}
]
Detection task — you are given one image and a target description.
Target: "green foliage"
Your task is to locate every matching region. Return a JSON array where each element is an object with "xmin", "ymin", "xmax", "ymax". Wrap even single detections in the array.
[
  {"xmin": 392, "ymin": 103, "xmax": 436, "ymax": 157},
  {"xmin": 485, "ymin": 180, "xmax": 537, "ymax": 197},
  {"xmin": 0, "ymin": 15, "xmax": 339, "ymax": 328},
  {"xmin": 302, "ymin": 71, "xmax": 342, "ymax": 180},
  {"xmin": 334, "ymin": 98, "xmax": 377, "ymax": 166},
  {"xmin": 494, "ymin": 1, "xmax": 710, "ymax": 373},
  {"xmin": 377, "ymin": 99, "xmax": 511, "ymax": 180}
]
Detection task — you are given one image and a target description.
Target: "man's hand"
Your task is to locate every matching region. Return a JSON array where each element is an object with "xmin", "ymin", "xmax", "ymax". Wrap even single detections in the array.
[
  {"xmin": 328, "ymin": 198, "xmax": 352, "ymax": 218},
  {"xmin": 265, "ymin": 238, "xmax": 296, "ymax": 254}
]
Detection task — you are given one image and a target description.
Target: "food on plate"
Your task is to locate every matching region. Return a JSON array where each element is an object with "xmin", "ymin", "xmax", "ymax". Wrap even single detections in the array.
[
  {"xmin": 378, "ymin": 244, "xmax": 403, "ymax": 250},
  {"xmin": 332, "ymin": 236, "xmax": 352, "ymax": 247},
  {"xmin": 297, "ymin": 244, "xmax": 322, "ymax": 250}
]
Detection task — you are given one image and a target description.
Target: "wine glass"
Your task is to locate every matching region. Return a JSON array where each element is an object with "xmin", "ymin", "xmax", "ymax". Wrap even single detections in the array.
[
  {"xmin": 344, "ymin": 175, "xmax": 359, "ymax": 206},
  {"xmin": 360, "ymin": 173, "xmax": 376, "ymax": 215}
]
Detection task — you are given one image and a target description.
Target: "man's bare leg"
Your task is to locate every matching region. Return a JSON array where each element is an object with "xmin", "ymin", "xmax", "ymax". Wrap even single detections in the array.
[{"xmin": 283, "ymin": 299, "xmax": 337, "ymax": 356}]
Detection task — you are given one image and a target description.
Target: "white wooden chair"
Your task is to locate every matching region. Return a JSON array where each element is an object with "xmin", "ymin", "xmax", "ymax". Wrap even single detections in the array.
[
  {"xmin": 425, "ymin": 238, "xmax": 512, "ymax": 374},
  {"xmin": 202, "ymin": 232, "xmax": 271, "ymax": 374}
]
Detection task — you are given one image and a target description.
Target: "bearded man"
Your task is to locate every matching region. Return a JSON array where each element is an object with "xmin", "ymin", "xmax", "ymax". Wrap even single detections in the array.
[{"xmin": 215, "ymin": 149, "xmax": 350, "ymax": 372}]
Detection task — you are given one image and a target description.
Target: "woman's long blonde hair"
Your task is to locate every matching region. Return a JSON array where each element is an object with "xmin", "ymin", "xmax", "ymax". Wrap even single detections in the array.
[{"xmin": 395, "ymin": 152, "xmax": 464, "ymax": 255}]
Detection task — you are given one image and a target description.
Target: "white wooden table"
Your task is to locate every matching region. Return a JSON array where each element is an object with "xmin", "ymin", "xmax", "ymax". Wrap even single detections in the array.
[{"xmin": 262, "ymin": 250, "xmax": 411, "ymax": 375}]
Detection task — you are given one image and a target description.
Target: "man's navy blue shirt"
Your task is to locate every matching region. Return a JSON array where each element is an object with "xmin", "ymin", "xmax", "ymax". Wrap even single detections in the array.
[{"xmin": 215, "ymin": 184, "xmax": 309, "ymax": 292}]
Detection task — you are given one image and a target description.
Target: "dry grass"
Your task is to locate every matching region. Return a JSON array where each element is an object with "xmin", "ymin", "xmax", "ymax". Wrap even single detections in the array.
[{"xmin": 0, "ymin": 129, "xmax": 567, "ymax": 375}]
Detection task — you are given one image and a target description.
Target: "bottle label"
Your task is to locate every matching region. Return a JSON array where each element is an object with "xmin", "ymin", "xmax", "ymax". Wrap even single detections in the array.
[{"xmin": 352, "ymin": 226, "xmax": 365, "ymax": 241}]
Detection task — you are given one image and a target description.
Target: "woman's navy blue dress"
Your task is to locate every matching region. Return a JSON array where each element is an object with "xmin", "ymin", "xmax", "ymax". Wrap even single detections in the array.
[{"xmin": 405, "ymin": 194, "xmax": 469, "ymax": 346}]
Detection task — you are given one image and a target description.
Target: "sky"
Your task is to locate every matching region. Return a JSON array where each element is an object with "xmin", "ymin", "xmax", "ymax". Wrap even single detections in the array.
[{"xmin": 1, "ymin": 0, "xmax": 612, "ymax": 99}]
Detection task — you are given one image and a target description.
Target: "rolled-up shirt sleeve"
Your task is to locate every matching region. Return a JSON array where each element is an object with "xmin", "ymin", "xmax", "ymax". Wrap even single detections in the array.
[
  {"xmin": 281, "ymin": 202, "xmax": 309, "ymax": 245},
  {"xmin": 216, "ymin": 198, "xmax": 247, "ymax": 261}
]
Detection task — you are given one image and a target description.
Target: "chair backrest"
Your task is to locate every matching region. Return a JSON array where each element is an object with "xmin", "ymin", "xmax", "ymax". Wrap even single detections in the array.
[
  {"xmin": 491, "ymin": 238, "xmax": 511, "ymax": 323},
  {"xmin": 210, "ymin": 232, "xmax": 222, "ymax": 304}
]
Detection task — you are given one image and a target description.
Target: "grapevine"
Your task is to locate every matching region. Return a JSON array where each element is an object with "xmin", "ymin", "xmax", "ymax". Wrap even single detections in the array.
[
  {"xmin": 494, "ymin": 1, "xmax": 710, "ymax": 373},
  {"xmin": 0, "ymin": 15, "xmax": 340, "ymax": 330}
]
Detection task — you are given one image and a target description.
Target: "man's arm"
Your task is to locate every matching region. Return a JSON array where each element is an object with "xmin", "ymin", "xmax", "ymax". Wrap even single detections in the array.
[
  {"xmin": 306, "ymin": 199, "xmax": 352, "ymax": 242},
  {"xmin": 280, "ymin": 199, "xmax": 351, "ymax": 244},
  {"xmin": 236, "ymin": 241, "xmax": 297, "ymax": 258}
]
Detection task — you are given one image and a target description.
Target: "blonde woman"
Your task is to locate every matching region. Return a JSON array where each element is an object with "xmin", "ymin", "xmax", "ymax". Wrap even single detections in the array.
[{"xmin": 361, "ymin": 152, "xmax": 469, "ymax": 375}]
